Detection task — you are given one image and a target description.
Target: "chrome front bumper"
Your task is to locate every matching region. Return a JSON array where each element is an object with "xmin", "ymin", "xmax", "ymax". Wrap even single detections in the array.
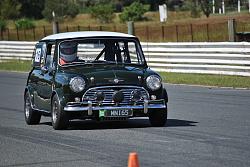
[{"xmin": 64, "ymin": 100, "xmax": 167, "ymax": 116}]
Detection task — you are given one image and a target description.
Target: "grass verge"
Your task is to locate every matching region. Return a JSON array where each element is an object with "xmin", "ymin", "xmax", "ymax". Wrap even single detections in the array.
[
  {"xmin": 160, "ymin": 72, "xmax": 250, "ymax": 89},
  {"xmin": 0, "ymin": 60, "xmax": 32, "ymax": 72},
  {"xmin": 0, "ymin": 60, "xmax": 249, "ymax": 89}
]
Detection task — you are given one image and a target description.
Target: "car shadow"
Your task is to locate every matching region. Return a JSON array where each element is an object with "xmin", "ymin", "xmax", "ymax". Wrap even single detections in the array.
[
  {"xmin": 167, "ymin": 119, "xmax": 198, "ymax": 127},
  {"xmin": 40, "ymin": 118, "xmax": 198, "ymax": 130}
]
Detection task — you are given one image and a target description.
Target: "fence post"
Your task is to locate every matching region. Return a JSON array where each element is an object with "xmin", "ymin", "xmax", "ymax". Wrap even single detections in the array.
[
  {"xmin": 146, "ymin": 26, "xmax": 149, "ymax": 42},
  {"xmin": 7, "ymin": 28, "xmax": 10, "ymax": 40},
  {"xmin": 99, "ymin": 26, "xmax": 102, "ymax": 31},
  {"xmin": 206, "ymin": 24, "xmax": 209, "ymax": 42},
  {"xmin": 113, "ymin": 25, "xmax": 116, "ymax": 32},
  {"xmin": 0, "ymin": 28, "xmax": 3, "ymax": 40},
  {"xmin": 32, "ymin": 27, "xmax": 35, "ymax": 40},
  {"xmin": 24, "ymin": 29, "xmax": 26, "ymax": 40},
  {"xmin": 228, "ymin": 19, "xmax": 236, "ymax": 42},
  {"xmin": 78, "ymin": 25, "xmax": 80, "ymax": 31},
  {"xmin": 175, "ymin": 25, "xmax": 179, "ymax": 42},
  {"xmin": 161, "ymin": 25, "xmax": 165, "ymax": 41},
  {"xmin": 66, "ymin": 26, "xmax": 69, "ymax": 32},
  {"xmin": 127, "ymin": 21, "xmax": 134, "ymax": 35},
  {"xmin": 16, "ymin": 28, "xmax": 19, "ymax": 40},
  {"xmin": 88, "ymin": 25, "xmax": 90, "ymax": 31},
  {"xmin": 43, "ymin": 26, "xmax": 46, "ymax": 37},
  {"xmin": 190, "ymin": 24, "xmax": 193, "ymax": 42}
]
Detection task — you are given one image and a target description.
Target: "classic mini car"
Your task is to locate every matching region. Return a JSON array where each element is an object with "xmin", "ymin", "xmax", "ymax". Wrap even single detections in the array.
[{"xmin": 24, "ymin": 31, "xmax": 168, "ymax": 130}]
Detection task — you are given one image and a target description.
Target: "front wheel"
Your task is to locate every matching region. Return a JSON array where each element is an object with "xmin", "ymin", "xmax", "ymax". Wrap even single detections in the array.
[
  {"xmin": 148, "ymin": 109, "xmax": 167, "ymax": 127},
  {"xmin": 24, "ymin": 93, "xmax": 41, "ymax": 125},
  {"xmin": 51, "ymin": 96, "xmax": 69, "ymax": 130}
]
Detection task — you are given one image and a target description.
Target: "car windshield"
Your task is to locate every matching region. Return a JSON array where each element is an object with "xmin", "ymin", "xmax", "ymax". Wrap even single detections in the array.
[{"xmin": 58, "ymin": 38, "xmax": 145, "ymax": 66}]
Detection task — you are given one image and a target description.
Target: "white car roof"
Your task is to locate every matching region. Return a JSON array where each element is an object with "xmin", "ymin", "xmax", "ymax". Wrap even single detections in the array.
[{"xmin": 41, "ymin": 31, "xmax": 135, "ymax": 40}]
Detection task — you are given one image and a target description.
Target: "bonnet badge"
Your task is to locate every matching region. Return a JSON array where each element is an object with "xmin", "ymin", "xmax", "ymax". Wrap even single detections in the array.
[{"xmin": 114, "ymin": 78, "xmax": 119, "ymax": 84}]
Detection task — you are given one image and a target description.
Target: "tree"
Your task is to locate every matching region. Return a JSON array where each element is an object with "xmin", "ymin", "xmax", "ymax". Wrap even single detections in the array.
[
  {"xmin": 119, "ymin": 1, "xmax": 150, "ymax": 22},
  {"xmin": 165, "ymin": 0, "xmax": 184, "ymax": 10},
  {"xmin": 89, "ymin": 4, "xmax": 115, "ymax": 23},
  {"xmin": 18, "ymin": 0, "xmax": 45, "ymax": 19},
  {"xmin": 199, "ymin": 0, "xmax": 212, "ymax": 17},
  {"xmin": 42, "ymin": 0, "xmax": 79, "ymax": 21},
  {"xmin": 140, "ymin": 0, "xmax": 165, "ymax": 11},
  {"xmin": 0, "ymin": 0, "xmax": 21, "ymax": 19},
  {"xmin": 182, "ymin": 0, "xmax": 201, "ymax": 18}
]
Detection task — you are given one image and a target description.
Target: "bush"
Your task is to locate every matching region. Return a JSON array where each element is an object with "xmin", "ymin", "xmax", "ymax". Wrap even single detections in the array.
[
  {"xmin": 119, "ymin": 1, "xmax": 149, "ymax": 22},
  {"xmin": 199, "ymin": 0, "xmax": 213, "ymax": 18},
  {"xmin": 42, "ymin": 0, "xmax": 79, "ymax": 22},
  {"xmin": 15, "ymin": 18, "xmax": 35, "ymax": 30},
  {"xmin": 66, "ymin": 3, "xmax": 80, "ymax": 18},
  {"xmin": 0, "ymin": 19, "xmax": 7, "ymax": 31},
  {"xmin": 89, "ymin": 4, "xmax": 115, "ymax": 23},
  {"xmin": 0, "ymin": 0, "xmax": 21, "ymax": 19},
  {"xmin": 181, "ymin": 0, "xmax": 201, "ymax": 18}
]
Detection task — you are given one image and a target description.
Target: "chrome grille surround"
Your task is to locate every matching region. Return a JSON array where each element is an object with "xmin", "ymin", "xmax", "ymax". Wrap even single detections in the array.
[{"xmin": 82, "ymin": 86, "xmax": 149, "ymax": 105}]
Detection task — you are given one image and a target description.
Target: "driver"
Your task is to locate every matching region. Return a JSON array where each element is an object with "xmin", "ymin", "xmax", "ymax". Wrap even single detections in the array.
[{"xmin": 59, "ymin": 42, "xmax": 78, "ymax": 65}]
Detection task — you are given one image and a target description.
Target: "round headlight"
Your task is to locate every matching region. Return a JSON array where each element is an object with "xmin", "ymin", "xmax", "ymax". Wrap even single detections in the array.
[
  {"xmin": 146, "ymin": 75, "xmax": 162, "ymax": 91},
  {"xmin": 69, "ymin": 77, "xmax": 85, "ymax": 93}
]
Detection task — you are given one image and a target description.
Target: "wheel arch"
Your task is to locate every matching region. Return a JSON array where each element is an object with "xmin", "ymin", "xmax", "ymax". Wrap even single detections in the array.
[
  {"xmin": 24, "ymin": 86, "xmax": 33, "ymax": 105},
  {"xmin": 162, "ymin": 88, "xmax": 168, "ymax": 103},
  {"xmin": 51, "ymin": 91, "xmax": 58, "ymax": 109},
  {"xmin": 24, "ymin": 87, "xmax": 28, "ymax": 99},
  {"xmin": 50, "ymin": 89, "xmax": 64, "ymax": 110}
]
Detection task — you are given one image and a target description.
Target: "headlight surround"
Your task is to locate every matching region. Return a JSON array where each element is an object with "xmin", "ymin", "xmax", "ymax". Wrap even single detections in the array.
[
  {"xmin": 146, "ymin": 75, "xmax": 162, "ymax": 91},
  {"xmin": 69, "ymin": 77, "xmax": 85, "ymax": 93}
]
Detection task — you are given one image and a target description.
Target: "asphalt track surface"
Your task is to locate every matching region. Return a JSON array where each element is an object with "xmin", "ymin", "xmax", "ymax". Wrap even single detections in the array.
[{"xmin": 0, "ymin": 71, "xmax": 250, "ymax": 167}]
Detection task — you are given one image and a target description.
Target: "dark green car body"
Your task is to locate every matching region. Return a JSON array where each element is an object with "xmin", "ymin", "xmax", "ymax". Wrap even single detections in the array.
[{"xmin": 24, "ymin": 31, "xmax": 168, "ymax": 130}]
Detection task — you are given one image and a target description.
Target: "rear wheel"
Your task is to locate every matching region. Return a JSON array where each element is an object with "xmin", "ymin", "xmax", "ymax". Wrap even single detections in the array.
[
  {"xmin": 24, "ymin": 93, "xmax": 41, "ymax": 125},
  {"xmin": 149, "ymin": 109, "xmax": 167, "ymax": 127},
  {"xmin": 51, "ymin": 96, "xmax": 69, "ymax": 130}
]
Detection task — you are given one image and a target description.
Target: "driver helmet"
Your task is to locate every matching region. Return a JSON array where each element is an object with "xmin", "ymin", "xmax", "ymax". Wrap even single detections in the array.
[{"xmin": 60, "ymin": 42, "xmax": 77, "ymax": 62}]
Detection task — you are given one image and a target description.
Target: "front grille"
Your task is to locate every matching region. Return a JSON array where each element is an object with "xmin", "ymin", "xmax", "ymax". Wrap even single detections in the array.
[{"xmin": 82, "ymin": 86, "xmax": 149, "ymax": 105}]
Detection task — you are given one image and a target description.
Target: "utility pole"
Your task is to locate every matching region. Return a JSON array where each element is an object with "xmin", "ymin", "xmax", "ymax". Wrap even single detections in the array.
[
  {"xmin": 238, "ymin": 0, "xmax": 241, "ymax": 13},
  {"xmin": 52, "ymin": 11, "xmax": 59, "ymax": 34},
  {"xmin": 213, "ymin": 0, "xmax": 215, "ymax": 14},
  {"xmin": 127, "ymin": 21, "xmax": 134, "ymax": 35},
  {"xmin": 249, "ymin": 0, "xmax": 250, "ymax": 13},
  {"xmin": 222, "ymin": 0, "xmax": 225, "ymax": 14},
  {"xmin": 228, "ymin": 19, "xmax": 236, "ymax": 42}
]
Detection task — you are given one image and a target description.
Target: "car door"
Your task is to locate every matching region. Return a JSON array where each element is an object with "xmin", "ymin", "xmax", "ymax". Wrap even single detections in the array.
[
  {"xmin": 37, "ymin": 43, "xmax": 56, "ymax": 112},
  {"xmin": 28, "ymin": 42, "xmax": 45, "ymax": 110}
]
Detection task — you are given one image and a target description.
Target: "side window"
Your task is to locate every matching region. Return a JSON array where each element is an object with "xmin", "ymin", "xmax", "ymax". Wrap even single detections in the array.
[
  {"xmin": 45, "ymin": 44, "xmax": 55, "ymax": 68},
  {"xmin": 128, "ymin": 42, "xmax": 140, "ymax": 64},
  {"xmin": 40, "ymin": 43, "xmax": 47, "ymax": 67},
  {"xmin": 33, "ymin": 43, "xmax": 45, "ymax": 67}
]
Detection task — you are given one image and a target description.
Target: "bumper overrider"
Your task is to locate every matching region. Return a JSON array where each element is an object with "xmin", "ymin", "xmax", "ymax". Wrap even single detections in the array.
[{"xmin": 64, "ymin": 99, "xmax": 167, "ymax": 117}]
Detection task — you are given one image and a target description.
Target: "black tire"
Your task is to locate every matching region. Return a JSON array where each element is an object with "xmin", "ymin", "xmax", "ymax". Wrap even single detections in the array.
[
  {"xmin": 149, "ymin": 109, "xmax": 167, "ymax": 127},
  {"xmin": 24, "ymin": 92, "xmax": 41, "ymax": 125},
  {"xmin": 51, "ymin": 95, "xmax": 69, "ymax": 130}
]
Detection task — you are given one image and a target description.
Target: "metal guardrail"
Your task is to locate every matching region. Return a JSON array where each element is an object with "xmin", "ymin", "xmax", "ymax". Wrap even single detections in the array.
[
  {"xmin": 0, "ymin": 41, "xmax": 36, "ymax": 60},
  {"xmin": 0, "ymin": 41, "xmax": 250, "ymax": 76}
]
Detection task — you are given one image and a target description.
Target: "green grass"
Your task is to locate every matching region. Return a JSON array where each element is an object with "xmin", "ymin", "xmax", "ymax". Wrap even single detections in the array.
[
  {"xmin": 160, "ymin": 72, "xmax": 250, "ymax": 89},
  {"xmin": 0, "ymin": 60, "xmax": 32, "ymax": 72},
  {"xmin": 0, "ymin": 60, "xmax": 249, "ymax": 89}
]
